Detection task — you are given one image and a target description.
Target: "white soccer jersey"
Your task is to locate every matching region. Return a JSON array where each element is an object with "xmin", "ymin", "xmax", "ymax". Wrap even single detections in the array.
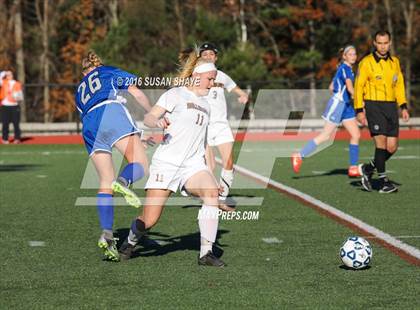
[
  {"xmin": 152, "ymin": 86, "xmax": 210, "ymax": 167},
  {"xmin": 207, "ymin": 70, "xmax": 237, "ymax": 123}
]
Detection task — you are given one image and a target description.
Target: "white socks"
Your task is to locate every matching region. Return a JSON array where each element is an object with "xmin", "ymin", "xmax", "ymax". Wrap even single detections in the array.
[
  {"xmin": 200, "ymin": 238, "xmax": 212, "ymax": 258},
  {"xmin": 128, "ymin": 230, "xmax": 138, "ymax": 246},
  {"xmin": 219, "ymin": 169, "xmax": 234, "ymax": 201},
  {"xmin": 198, "ymin": 204, "xmax": 219, "ymax": 258}
]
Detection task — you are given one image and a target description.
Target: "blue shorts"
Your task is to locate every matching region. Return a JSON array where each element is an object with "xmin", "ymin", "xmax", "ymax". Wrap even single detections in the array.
[
  {"xmin": 322, "ymin": 95, "xmax": 355, "ymax": 125},
  {"xmin": 82, "ymin": 102, "xmax": 141, "ymax": 156}
]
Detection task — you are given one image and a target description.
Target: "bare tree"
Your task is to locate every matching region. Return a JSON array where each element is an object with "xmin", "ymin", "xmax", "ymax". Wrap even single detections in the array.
[
  {"xmin": 383, "ymin": 0, "xmax": 396, "ymax": 54},
  {"xmin": 0, "ymin": 1, "xmax": 12, "ymax": 69},
  {"xmin": 108, "ymin": 0, "xmax": 119, "ymax": 27},
  {"xmin": 308, "ymin": 19, "xmax": 317, "ymax": 117},
  {"xmin": 13, "ymin": 0, "xmax": 26, "ymax": 122},
  {"xmin": 35, "ymin": 0, "xmax": 50, "ymax": 122},
  {"xmin": 401, "ymin": 0, "xmax": 415, "ymax": 106},
  {"xmin": 250, "ymin": 12, "xmax": 280, "ymax": 60},
  {"xmin": 239, "ymin": 0, "xmax": 247, "ymax": 50},
  {"xmin": 174, "ymin": 0, "xmax": 185, "ymax": 49}
]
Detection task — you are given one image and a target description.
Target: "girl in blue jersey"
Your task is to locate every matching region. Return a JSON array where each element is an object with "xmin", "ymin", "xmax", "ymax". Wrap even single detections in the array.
[
  {"xmin": 75, "ymin": 51, "xmax": 152, "ymax": 261},
  {"xmin": 292, "ymin": 45, "xmax": 361, "ymax": 177}
]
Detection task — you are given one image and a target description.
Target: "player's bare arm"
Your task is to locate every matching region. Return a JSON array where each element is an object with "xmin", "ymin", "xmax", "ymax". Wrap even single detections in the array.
[
  {"xmin": 232, "ymin": 86, "xmax": 249, "ymax": 104},
  {"xmin": 128, "ymin": 85, "xmax": 152, "ymax": 112},
  {"xmin": 144, "ymin": 105, "xmax": 170, "ymax": 128}
]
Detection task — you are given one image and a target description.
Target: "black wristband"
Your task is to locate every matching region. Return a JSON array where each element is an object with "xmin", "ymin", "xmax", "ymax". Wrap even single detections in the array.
[
  {"xmin": 355, "ymin": 108, "xmax": 364, "ymax": 114},
  {"xmin": 400, "ymin": 103, "xmax": 408, "ymax": 110}
]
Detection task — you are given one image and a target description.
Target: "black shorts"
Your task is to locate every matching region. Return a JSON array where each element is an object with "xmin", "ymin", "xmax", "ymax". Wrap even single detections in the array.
[{"xmin": 365, "ymin": 100, "xmax": 399, "ymax": 137}]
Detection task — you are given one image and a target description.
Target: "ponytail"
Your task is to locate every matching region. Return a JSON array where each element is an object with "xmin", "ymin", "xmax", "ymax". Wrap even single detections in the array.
[
  {"xmin": 337, "ymin": 47, "xmax": 345, "ymax": 67},
  {"xmin": 178, "ymin": 48, "xmax": 201, "ymax": 79},
  {"xmin": 82, "ymin": 51, "xmax": 103, "ymax": 73},
  {"xmin": 178, "ymin": 47, "xmax": 195, "ymax": 65}
]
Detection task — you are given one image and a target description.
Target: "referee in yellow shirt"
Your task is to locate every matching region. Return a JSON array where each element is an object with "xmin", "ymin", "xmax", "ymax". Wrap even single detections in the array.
[{"xmin": 354, "ymin": 30, "xmax": 410, "ymax": 193}]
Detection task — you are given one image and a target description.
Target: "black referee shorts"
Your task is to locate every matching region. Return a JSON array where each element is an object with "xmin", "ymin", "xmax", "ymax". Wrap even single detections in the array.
[{"xmin": 365, "ymin": 100, "xmax": 399, "ymax": 137}]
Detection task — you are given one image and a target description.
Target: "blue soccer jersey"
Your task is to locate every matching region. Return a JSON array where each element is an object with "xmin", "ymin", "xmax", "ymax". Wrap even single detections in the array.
[
  {"xmin": 332, "ymin": 63, "xmax": 354, "ymax": 103},
  {"xmin": 75, "ymin": 66, "xmax": 136, "ymax": 119}
]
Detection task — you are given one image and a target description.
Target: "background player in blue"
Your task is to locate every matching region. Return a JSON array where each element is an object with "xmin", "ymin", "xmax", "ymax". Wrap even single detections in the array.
[
  {"xmin": 292, "ymin": 46, "xmax": 361, "ymax": 177},
  {"xmin": 75, "ymin": 51, "xmax": 152, "ymax": 261}
]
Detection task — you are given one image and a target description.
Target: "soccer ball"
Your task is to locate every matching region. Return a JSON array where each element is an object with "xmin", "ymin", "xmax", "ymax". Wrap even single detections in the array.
[{"xmin": 339, "ymin": 236, "xmax": 372, "ymax": 269}]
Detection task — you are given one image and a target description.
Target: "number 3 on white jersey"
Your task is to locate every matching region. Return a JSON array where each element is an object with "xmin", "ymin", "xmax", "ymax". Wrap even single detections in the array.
[{"xmin": 78, "ymin": 71, "xmax": 102, "ymax": 105}]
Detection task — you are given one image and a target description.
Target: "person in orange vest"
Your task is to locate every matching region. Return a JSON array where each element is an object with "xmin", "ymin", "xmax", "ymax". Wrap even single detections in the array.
[{"xmin": 1, "ymin": 70, "xmax": 23, "ymax": 144}]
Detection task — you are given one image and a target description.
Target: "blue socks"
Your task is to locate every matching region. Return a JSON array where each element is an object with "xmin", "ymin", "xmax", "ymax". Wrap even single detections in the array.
[
  {"xmin": 349, "ymin": 144, "xmax": 359, "ymax": 166},
  {"xmin": 300, "ymin": 139, "xmax": 318, "ymax": 158},
  {"xmin": 299, "ymin": 140, "xmax": 359, "ymax": 165},
  {"xmin": 96, "ymin": 163, "xmax": 144, "ymax": 231},
  {"xmin": 97, "ymin": 193, "xmax": 114, "ymax": 230},
  {"xmin": 118, "ymin": 163, "xmax": 144, "ymax": 187}
]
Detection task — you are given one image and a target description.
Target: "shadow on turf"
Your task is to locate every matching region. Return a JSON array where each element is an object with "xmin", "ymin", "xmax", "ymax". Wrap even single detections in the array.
[
  {"xmin": 182, "ymin": 194, "xmax": 255, "ymax": 209},
  {"xmin": 292, "ymin": 169, "xmax": 348, "ymax": 179},
  {"xmin": 114, "ymin": 228, "xmax": 229, "ymax": 260},
  {"xmin": 349, "ymin": 179, "xmax": 402, "ymax": 191},
  {"xmin": 339, "ymin": 264, "xmax": 372, "ymax": 271},
  {"xmin": 0, "ymin": 164, "xmax": 43, "ymax": 172}
]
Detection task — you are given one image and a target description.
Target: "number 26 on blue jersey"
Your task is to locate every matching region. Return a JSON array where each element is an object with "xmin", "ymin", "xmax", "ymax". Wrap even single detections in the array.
[{"xmin": 77, "ymin": 71, "xmax": 102, "ymax": 105}]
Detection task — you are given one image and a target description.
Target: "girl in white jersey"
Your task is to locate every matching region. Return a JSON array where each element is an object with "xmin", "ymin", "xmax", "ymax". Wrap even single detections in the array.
[
  {"xmin": 198, "ymin": 43, "xmax": 249, "ymax": 210},
  {"xmin": 119, "ymin": 51, "xmax": 225, "ymax": 267}
]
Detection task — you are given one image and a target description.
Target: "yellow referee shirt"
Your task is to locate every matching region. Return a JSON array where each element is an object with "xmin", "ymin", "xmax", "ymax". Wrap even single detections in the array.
[{"xmin": 354, "ymin": 52, "xmax": 406, "ymax": 110}]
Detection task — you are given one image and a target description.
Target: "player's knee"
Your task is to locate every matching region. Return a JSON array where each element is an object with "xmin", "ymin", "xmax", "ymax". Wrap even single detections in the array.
[
  {"xmin": 208, "ymin": 188, "xmax": 219, "ymax": 199},
  {"xmin": 202, "ymin": 188, "xmax": 219, "ymax": 206},
  {"xmin": 352, "ymin": 130, "xmax": 361, "ymax": 141},
  {"xmin": 387, "ymin": 144, "xmax": 398, "ymax": 154}
]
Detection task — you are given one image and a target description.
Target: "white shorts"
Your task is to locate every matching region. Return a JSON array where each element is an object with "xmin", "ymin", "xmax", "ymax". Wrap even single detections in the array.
[
  {"xmin": 207, "ymin": 122, "xmax": 234, "ymax": 147},
  {"xmin": 145, "ymin": 159, "xmax": 210, "ymax": 194}
]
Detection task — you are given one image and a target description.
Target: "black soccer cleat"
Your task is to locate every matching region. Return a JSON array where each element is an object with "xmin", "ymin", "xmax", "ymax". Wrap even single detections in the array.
[
  {"xmin": 118, "ymin": 240, "xmax": 136, "ymax": 260},
  {"xmin": 379, "ymin": 178, "xmax": 398, "ymax": 194},
  {"xmin": 198, "ymin": 251, "xmax": 226, "ymax": 267},
  {"xmin": 359, "ymin": 164, "xmax": 373, "ymax": 192}
]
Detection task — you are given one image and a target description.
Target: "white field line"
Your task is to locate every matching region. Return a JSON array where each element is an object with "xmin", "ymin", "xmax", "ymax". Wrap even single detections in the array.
[
  {"xmin": 262, "ymin": 237, "xmax": 283, "ymax": 244},
  {"xmin": 367, "ymin": 235, "xmax": 420, "ymax": 240},
  {"xmin": 29, "ymin": 241, "xmax": 45, "ymax": 247},
  {"xmin": 312, "ymin": 171, "xmax": 327, "ymax": 175},
  {"xmin": 75, "ymin": 196, "xmax": 264, "ymax": 206},
  {"xmin": 0, "ymin": 150, "xmax": 84, "ymax": 156},
  {"xmin": 360, "ymin": 155, "xmax": 419, "ymax": 160},
  {"xmin": 215, "ymin": 157, "xmax": 420, "ymax": 263}
]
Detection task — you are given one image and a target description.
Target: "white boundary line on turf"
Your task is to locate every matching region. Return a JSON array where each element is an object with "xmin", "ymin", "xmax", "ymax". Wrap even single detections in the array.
[
  {"xmin": 29, "ymin": 241, "xmax": 45, "ymax": 247},
  {"xmin": 367, "ymin": 235, "xmax": 420, "ymax": 239},
  {"xmin": 75, "ymin": 196, "xmax": 264, "ymax": 206},
  {"xmin": 215, "ymin": 157, "xmax": 420, "ymax": 262}
]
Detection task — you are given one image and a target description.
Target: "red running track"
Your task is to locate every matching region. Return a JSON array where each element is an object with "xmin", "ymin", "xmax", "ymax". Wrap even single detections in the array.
[{"xmin": 2, "ymin": 129, "xmax": 419, "ymax": 145}]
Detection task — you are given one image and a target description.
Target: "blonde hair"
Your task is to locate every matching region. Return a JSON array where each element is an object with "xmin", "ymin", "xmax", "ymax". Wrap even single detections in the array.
[
  {"xmin": 337, "ymin": 45, "xmax": 356, "ymax": 67},
  {"xmin": 178, "ymin": 47, "xmax": 195, "ymax": 65},
  {"xmin": 177, "ymin": 48, "xmax": 214, "ymax": 79},
  {"xmin": 82, "ymin": 51, "xmax": 103, "ymax": 73}
]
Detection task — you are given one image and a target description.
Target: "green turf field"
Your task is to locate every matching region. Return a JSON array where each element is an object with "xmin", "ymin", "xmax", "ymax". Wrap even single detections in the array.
[{"xmin": 1, "ymin": 141, "xmax": 419, "ymax": 309}]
